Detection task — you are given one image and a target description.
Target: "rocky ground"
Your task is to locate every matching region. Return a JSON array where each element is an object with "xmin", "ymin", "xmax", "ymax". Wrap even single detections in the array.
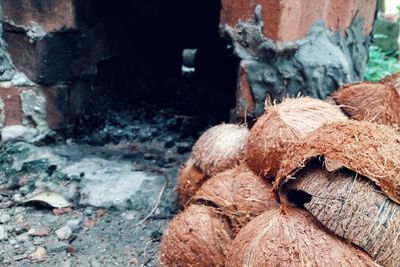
[{"xmin": 0, "ymin": 102, "xmax": 215, "ymax": 266}]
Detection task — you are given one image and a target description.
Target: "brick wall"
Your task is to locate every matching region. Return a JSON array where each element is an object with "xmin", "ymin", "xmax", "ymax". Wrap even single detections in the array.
[
  {"xmin": 0, "ymin": 0, "xmax": 378, "ymax": 138},
  {"xmin": 221, "ymin": 0, "xmax": 377, "ymax": 120}
]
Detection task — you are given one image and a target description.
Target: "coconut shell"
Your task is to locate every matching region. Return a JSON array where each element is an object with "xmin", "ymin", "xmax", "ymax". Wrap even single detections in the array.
[
  {"xmin": 176, "ymin": 158, "xmax": 208, "ymax": 207},
  {"xmin": 246, "ymin": 97, "xmax": 347, "ymax": 178},
  {"xmin": 225, "ymin": 207, "xmax": 377, "ymax": 267},
  {"xmin": 194, "ymin": 164, "xmax": 279, "ymax": 236},
  {"xmin": 332, "ymin": 81, "xmax": 400, "ymax": 130},
  {"xmin": 286, "ymin": 162, "xmax": 400, "ymax": 266},
  {"xmin": 192, "ymin": 124, "xmax": 249, "ymax": 176},
  {"xmin": 276, "ymin": 120, "xmax": 400, "ymax": 204},
  {"xmin": 159, "ymin": 204, "xmax": 232, "ymax": 267},
  {"xmin": 381, "ymin": 71, "xmax": 400, "ymax": 91}
]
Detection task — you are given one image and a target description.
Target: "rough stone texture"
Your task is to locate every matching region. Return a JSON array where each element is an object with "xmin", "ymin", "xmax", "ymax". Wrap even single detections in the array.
[
  {"xmin": 0, "ymin": 85, "xmax": 53, "ymax": 139},
  {"xmin": 2, "ymin": 0, "xmax": 77, "ymax": 33},
  {"xmin": 0, "ymin": 5, "xmax": 16, "ymax": 82},
  {"xmin": 0, "ymin": 98, "xmax": 5, "ymax": 127},
  {"xmin": 20, "ymin": 89, "xmax": 47, "ymax": 129},
  {"xmin": 222, "ymin": 0, "xmax": 377, "ymax": 120}
]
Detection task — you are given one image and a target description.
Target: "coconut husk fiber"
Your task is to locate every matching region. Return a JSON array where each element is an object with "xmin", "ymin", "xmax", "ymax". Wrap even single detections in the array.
[
  {"xmin": 381, "ymin": 71, "xmax": 400, "ymax": 91},
  {"xmin": 176, "ymin": 158, "xmax": 208, "ymax": 208},
  {"xmin": 246, "ymin": 97, "xmax": 347, "ymax": 178},
  {"xmin": 159, "ymin": 204, "xmax": 232, "ymax": 267},
  {"xmin": 225, "ymin": 207, "xmax": 378, "ymax": 267},
  {"xmin": 332, "ymin": 81, "xmax": 400, "ymax": 130},
  {"xmin": 276, "ymin": 120, "xmax": 400, "ymax": 204},
  {"xmin": 192, "ymin": 123, "xmax": 249, "ymax": 176},
  {"xmin": 194, "ymin": 164, "xmax": 279, "ymax": 236},
  {"xmin": 285, "ymin": 161, "xmax": 400, "ymax": 266}
]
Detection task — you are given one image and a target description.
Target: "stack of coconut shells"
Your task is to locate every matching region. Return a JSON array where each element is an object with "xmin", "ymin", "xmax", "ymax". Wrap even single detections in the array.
[{"xmin": 159, "ymin": 71, "xmax": 400, "ymax": 267}]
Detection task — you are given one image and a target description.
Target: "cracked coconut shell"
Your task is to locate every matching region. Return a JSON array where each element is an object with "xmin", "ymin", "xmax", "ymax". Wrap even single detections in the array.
[
  {"xmin": 194, "ymin": 164, "xmax": 279, "ymax": 236},
  {"xmin": 276, "ymin": 120, "xmax": 400, "ymax": 204},
  {"xmin": 333, "ymin": 81, "xmax": 400, "ymax": 130},
  {"xmin": 192, "ymin": 124, "xmax": 249, "ymax": 176},
  {"xmin": 225, "ymin": 207, "xmax": 377, "ymax": 267},
  {"xmin": 276, "ymin": 121, "xmax": 400, "ymax": 266},
  {"xmin": 246, "ymin": 97, "xmax": 347, "ymax": 178},
  {"xmin": 285, "ymin": 162, "xmax": 400, "ymax": 266},
  {"xmin": 159, "ymin": 204, "xmax": 232, "ymax": 267},
  {"xmin": 176, "ymin": 157, "xmax": 208, "ymax": 207}
]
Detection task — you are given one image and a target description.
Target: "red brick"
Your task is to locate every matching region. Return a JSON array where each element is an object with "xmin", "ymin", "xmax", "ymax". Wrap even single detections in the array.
[
  {"xmin": 0, "ymin": 86, "xmax": 26, "ymax": 126},
  {"xmin": 232, "ymin": 63, "xmax": 256, "ymax": 120},
  {"xmin": 41, "ymin": 85, "xmax": 68, "ymax": 130},
  {"xmin": 0, "ymin": 82, "xmax": 90, "ymax": 130},
  {"xmin": 2, "ymin": 0, "xmax": 77, "ymax": 32},
  {"xmin": 220, "ymin": 0, "xmax": 377, "ymax": 42},
  {"xmin": 42, "ymin": 80, "xmax": 91, "ymax": 130},
  {"xmin": 4, "ymin": 31, "xmax": 96, "ymax": 84}
]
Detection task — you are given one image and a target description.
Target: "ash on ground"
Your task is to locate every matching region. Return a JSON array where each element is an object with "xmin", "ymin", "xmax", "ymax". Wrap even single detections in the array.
[{"xmin": 0, "ymin": 101, "xmax": 215, "ymax": 266}]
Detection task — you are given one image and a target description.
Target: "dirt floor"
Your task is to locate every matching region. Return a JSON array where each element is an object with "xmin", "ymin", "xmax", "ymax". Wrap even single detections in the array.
[{"xmin": 0, "ymin": 101, "xmax": 214, "ymax": 266}]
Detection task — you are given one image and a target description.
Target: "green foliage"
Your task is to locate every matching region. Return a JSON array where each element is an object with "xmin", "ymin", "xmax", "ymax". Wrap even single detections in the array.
[{"xmin": 364, "ymin": 43, "xmax": 400, "ymax": 82}]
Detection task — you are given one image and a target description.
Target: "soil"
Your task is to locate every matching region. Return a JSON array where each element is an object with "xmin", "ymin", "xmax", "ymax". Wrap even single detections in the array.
[{"xmin": 0, "ymin": 100, "xmax": 216, "ymax": 266}]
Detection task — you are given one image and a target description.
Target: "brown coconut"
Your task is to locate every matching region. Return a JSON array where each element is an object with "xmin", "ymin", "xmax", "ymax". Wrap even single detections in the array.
[
  {"xmin": 381, "ymin": 71, "xmax": 400, "ymax": 91},
  {"xmin": 246, "ymin": 97, "xmax": 347, "ymax": 178},
  {"xmin": 194, "ymin": 164, "xmax": 279, "ymax": 236},
  {"xmin": 276, "ymin": 121, "xmax": 400, "ymax": 266},
  {"xmin": 159, "ymin": 204, "xmax": 232, "ymax": 267},
  {"xmin": 285, "ymin": 162, "xmax": 400, "ymax": 266},
  {"xmin": 333, "ymin": 81, "xmax": 400, "ymax": 130},
  {"xmin": 225, "ymin": 207, "xmax": 377, "ymax": 267},
  {"xmin": 176, "ymin": 158, "xmax": 208, "ymax": 207},
  {"xmin": 192, "ymin": 123, "xmax": 249, "ymax": 176}
]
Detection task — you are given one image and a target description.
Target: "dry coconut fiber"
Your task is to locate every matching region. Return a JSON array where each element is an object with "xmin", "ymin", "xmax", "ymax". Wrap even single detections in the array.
[
  {"xmin": 159, "ymin": 204, "xmax": 232, "ymax": 267},
  {"xmin": 192, "ymin": 123, "xmax": 249, "ymax": 176},
  {"xmin": 175, "ymin": 157, "xmax": 208, "ymax": 207},
  {"xmin": 176, "ymin": 123, "xmax": 249, "ymax": 207},
  {"xmin": 246, "ymin": 97, "xmax": 347, "ymax": 178},
  {"xmin": 225, "ymin": 207, "xmax": 378, "ymax": 267},
  {"xmin": 285, "ymin": 162, "xmax": 400, "ymax": 267},
  {"xmin": 381, "ymin": 71, "xmax": 400, "ymax": 91},
  {"xmin": 194, "ymin": 164, "xmax": 279, "ymax": 236},
  {"xmin": 276, "ymin": 120, "xmax": 400, "ymax": 266},
  {"xmin": 333, "ymin": 81, "xmax": 400, "ymax": 130}
]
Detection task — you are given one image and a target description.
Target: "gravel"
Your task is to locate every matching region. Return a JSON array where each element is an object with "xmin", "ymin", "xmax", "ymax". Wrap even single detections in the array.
[{"xmin": 0, "ymin": 103, "xmax": 206, "ymax": 266}]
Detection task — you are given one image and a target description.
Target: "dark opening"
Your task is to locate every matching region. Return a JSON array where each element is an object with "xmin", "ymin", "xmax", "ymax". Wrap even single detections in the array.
[
  {"xmin": 285, "ymin": 158, "xmax": 325, "ymax": 206},
  {"xmin": 286, "ymin": 189, "xmax": 312, "ymax": 206},
  {"xmin": 76, "ymin": 0, "xmax": 238, "ymax": 133}
]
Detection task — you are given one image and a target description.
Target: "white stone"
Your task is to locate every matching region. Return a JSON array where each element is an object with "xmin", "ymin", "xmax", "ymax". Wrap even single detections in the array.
[
  {"xmin": 0, "ymin": 226, "xmax": 8, "ymax": 240},
  {"xmin": 0, "ymin": 213, "xmax": 11, "ymax": 224},
  {"xmin": 55, "ymin": 226, "xmax": 72, "ymax": 240}
]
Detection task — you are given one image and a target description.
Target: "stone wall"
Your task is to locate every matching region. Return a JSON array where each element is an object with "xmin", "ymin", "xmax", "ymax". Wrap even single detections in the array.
[{"xmin": 0, "ymin": 0, "xmax": 378, "ymax": 139}]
